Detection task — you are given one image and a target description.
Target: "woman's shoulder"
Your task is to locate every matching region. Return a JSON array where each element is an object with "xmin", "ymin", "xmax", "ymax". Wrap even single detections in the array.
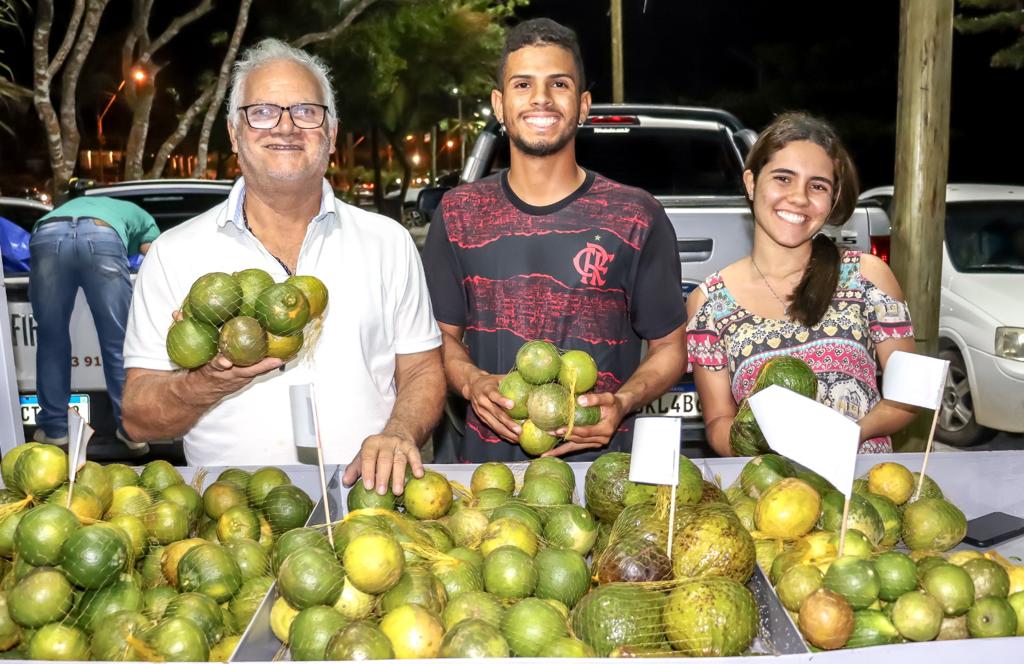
[{"xmin": 841, "ymin": 250, "xmax": 904, "ymax": 298}]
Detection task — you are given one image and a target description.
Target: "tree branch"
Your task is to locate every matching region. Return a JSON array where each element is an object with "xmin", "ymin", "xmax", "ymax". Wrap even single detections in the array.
[
  {"xmin": 145, "ymin": 0, "xmax": 213, "ymax": 60},
  {"xmin": 147, "ymin": 83, "xmax": 216, "ymax": 179},
  {"xmin": 290, "ymin": 0, "xmax": 378, "ymax": 49},
  {"xmin": 193, "ymin": 0, "xmax": 253, "ymax": 177},
  {"xmin": 45, "ymin": 0, "xmax": 85, "ymax": 80},
  {"xmin": 60, "ymin": 0, "xmax": 111, "ymax": 173},
  {"xmin": 32, "ymin": 0, "xmax": 69, "ymax": 191}
]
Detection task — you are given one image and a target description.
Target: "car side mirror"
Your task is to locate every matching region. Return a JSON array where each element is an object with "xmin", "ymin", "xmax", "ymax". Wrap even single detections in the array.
[{"xmin": 416, "ymin": 186, "xmax": 449, "ymax": 223}]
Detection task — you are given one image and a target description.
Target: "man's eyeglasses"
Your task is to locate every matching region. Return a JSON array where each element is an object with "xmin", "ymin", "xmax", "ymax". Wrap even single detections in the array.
[{"xmin": 238, "ymin": 103, "xmax": 329, "ymax": 130}]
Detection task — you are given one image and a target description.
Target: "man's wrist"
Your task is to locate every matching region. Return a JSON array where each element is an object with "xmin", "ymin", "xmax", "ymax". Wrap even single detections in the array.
[
  {"xmin": 382, "ymin": 427, "xmax": 419, "ymax": 448},
  {"xmin": 177, "ymin": 368, "xmax": 219, "ymax": 409},
  {"xmin": 611, "ymin": 390, "xmax": 636, "ymax": 415},
  {"xmin": 460, "ymin": 367, "xmax": 488, "ymax": 399}
]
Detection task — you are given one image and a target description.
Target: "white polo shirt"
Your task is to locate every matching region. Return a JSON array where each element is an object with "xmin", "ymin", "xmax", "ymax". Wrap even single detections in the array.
[{"xmin": 123, "ymin": 178, "xmax": 442, "ymax": 466}]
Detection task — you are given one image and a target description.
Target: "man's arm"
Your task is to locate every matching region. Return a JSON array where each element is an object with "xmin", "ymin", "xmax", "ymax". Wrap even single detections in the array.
[
  {"xmin": 342, "ymin": 347, "xmax": 446, "ymax": 495},
  {"xmin": 549, "ymin": 324, "xmax": 687, "ymax": 456},
  {"xmin": 437, "ymin": 321, "xmax": 522, "ymax": 442},
  {"xmin": 121, "ymin": 356, "xmax": 283, "ymax": 441}
]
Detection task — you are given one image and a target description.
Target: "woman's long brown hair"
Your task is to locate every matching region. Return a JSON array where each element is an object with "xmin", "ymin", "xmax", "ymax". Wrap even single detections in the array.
[{"xmin": 744, "ymin": 112, "xmax": 860, "ymax": 327}]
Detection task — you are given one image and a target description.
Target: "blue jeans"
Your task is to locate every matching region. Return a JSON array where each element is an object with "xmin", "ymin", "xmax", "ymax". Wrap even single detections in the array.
[{"xmin": 29, "ymin": 218, "xmax": 132, "ymax": 437}]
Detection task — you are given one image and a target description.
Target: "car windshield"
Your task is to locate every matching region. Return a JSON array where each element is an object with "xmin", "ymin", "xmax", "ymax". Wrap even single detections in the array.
[
  {"xmin": 945, "ymin": 200, "xmax": 1024, "ymax": 273},
  {"xmin": 90, "ymin": 191, "xmax": 229, "ymax": 231},
  {"xmin": 485, "ymin": 126, "xmax": 746, "ymax": 197}
]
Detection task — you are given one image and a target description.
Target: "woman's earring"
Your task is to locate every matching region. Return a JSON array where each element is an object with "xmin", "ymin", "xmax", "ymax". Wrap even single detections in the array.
[{"xmin": 498, "ymin": 122, "xmax": 506, "ymax": 135}]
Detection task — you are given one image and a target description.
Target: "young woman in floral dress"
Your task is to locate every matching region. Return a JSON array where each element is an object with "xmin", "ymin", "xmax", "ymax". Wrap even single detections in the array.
[{"xmin": 687, "ymin": 112, "xmax": 918, "ymax": 456}]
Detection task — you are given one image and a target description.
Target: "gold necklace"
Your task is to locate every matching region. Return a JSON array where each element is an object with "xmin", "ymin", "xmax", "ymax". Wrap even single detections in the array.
[{"xmin": 751, "ymin": 257, "xmax": 795, "ymax": 315}]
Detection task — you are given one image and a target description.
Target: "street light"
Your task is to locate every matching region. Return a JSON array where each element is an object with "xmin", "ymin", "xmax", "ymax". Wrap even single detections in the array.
[
  {"xmin": 451, "ymin": 87, "xmax": 464, "ymax": 169},
  {"xmin": 97, "ymin": 67, "xmax": 147, "ymax": 147},
  {"xmin": 96, "ymin": 67, "xmax": 146, "ymax": 180}
]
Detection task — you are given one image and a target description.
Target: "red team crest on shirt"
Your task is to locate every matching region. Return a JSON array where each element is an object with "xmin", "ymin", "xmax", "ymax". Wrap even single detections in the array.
[{"xmin": 574, "ymin": 242, "xmax": 615, "ymax": 286}]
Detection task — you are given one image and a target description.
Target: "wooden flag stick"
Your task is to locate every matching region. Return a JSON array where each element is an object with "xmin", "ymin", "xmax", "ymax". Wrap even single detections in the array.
[
  {"xmin": 913, "ymin": 407, "xmax": 942, "ymax": 501},
  {"xmin": 666, "ymin": 483, "xmax": 678, "ymax": 559},
  {"xmin": 837, "ymin": 495, "xmax": 852, "ymax": 557},
  {"xmin": 307, "ymin": 387, "xmax": 335, "ymax": 549}
]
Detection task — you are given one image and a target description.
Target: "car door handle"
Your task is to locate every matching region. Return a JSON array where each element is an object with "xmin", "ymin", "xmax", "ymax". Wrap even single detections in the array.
[{"xmin": 678, "ymin": 238, "xmax": 713, "ymax": 263}]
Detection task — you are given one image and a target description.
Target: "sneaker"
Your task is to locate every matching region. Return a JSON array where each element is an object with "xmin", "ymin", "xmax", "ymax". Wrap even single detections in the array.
[
  {"xmin": 116, "ymin": 429, "xmax": 150, "ymax": 454},
  {"xmin": 32, "ymin": 429, "xmax": 69, "ymax": 446}
]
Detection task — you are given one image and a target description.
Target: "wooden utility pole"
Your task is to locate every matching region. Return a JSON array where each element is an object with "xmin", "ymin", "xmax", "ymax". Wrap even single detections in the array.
[
  {"xmin": 891, "ymin": 0, "xmax": 954, "ymax": 451},
  {"xmin": 611, "ymin": 0, "xmax": 624, "ymax": 102}
]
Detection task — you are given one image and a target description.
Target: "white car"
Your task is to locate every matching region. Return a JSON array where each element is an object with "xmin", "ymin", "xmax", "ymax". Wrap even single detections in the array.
[
  {"xmin": 859, "ymin": 184, "xmax": 1024, "ymax": 446},
  {"xmin": 4, "ymin": 179, "xmax": 233, "ymax": 432}
]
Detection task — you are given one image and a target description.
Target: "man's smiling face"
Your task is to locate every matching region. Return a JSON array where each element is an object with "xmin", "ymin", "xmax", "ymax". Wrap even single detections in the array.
[
  {"xmin": 492, "ymin": 44, "xmax": 590, "ymax": 158},
  {"xmin": 229, "ymin": 59, "xmax": 336, "ymax": 187}
]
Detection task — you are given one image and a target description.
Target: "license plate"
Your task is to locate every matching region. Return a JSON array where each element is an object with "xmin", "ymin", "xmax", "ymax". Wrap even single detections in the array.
[
  {"xmin": 20, "ymin": 395, "xmax": 91, "ymax": 426},
  {"xmin": 642, "ymin": 389, "xmax": 702, "ymax": 419}
]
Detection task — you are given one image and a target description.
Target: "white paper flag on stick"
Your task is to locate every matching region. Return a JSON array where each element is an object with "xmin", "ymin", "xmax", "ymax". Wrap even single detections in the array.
[
  {"xmin": 629, "ymin": 416, "xmax": 681, "ymax": 486},
  {"xmin": 748, "ymin": 385, "xmax": 860, "ymax": 499},
  {"xmin": 289, "ymin": 384, "xmax": 318, "ymax": 449},
  {"xmin": 882, "ymin": 350, "xmax": 949, "ymax": 410},
  {"xmin": 66, "ymin": 407, "xmax": 94, "ymax": 484},
  {"xmin": 65, "ymin": 408, "xmax": 94, "ymax": 509},
  {"xmin": 629, "ymin": 416, "xmax": 682, "ymax": 557}
]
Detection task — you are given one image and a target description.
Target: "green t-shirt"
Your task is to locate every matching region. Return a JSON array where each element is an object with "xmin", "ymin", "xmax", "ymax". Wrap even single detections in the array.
[{"xmin": 36, "ymin": 196, "xmax": 160, "ymax": 256}]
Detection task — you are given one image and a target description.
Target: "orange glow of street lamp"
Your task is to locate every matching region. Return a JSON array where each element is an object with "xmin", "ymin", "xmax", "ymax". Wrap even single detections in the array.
[{"xmin": 446, "ymin": 139, "xmax": 455, "ymax": 149}]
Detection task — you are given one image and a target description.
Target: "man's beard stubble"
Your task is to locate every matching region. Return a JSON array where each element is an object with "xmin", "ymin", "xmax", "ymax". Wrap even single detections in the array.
[{"xmin": 507, "ymin": 120, "xmax": 578, "ymax": 158}]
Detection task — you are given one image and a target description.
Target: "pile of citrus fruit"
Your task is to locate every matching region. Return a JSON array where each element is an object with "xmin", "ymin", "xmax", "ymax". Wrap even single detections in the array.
[
  {"xmin": 729, "ymin": 455, "xmax": 1024, "ymax": 649},
  {"xmin": 0, "ymin": 442, "xmax": 315, "ymax": 660},
  {"xmin": 269, "ymin": 452, "xmax": 766, "ymax": 660},
  {"xmin": 166, "ymin": 269, "xmax": 328, "ymax": 369},
  {"xmin": 499, "ymin": 341, "xmax": 602, "ymax": 456}
]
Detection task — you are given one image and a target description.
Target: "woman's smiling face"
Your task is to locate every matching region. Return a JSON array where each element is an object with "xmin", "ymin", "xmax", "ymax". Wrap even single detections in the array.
[{"xmin": 744, "ymin": 139, "xmax": 836, "ymax": 248}]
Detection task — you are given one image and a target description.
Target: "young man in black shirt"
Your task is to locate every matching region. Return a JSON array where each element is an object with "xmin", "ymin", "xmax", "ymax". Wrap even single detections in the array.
[{"xmin": 423, "ymin": 18, "xmax": 686, "ymax": 462}]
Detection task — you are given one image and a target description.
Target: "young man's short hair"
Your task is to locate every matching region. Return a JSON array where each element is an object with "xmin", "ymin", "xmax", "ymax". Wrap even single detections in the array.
[{"xmin": 497, "ymin": 18, "xmax": 586, "ymax": 91}]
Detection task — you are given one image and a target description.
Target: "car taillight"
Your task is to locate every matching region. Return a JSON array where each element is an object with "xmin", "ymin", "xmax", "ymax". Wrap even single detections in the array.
[
  {"xmin": 587, "ymin": 115, "xmax": 639, "ymax": 125},
  {"xmin": 871, "ymin": 235, "xmax": 890, "ymax": 264}
]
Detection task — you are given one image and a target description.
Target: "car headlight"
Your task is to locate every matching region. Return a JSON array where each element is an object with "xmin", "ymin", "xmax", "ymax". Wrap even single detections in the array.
[{"xmin": 995, "ymin": 327, "xmax": 1024, "ymax": 361}]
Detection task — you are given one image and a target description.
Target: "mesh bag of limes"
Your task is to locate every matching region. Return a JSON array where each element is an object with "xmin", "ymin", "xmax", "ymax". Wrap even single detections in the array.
[
  {"xmin": 499, "ymin": 340, "xmax": 602, "ymax": 456},
  {"xmin": 262, "ymin": 451, "xmax": 788, "ymax": 660},
  {"xmin": 0, "ymin": 442, "xmax": 320, "ymax": 661},
  {"xmin": 166, "ymin": 269, "xmax": 328, "ymax": 369},
  {"xmin": 728, "ymin": 454, "xmax": 1024, "ymax": 650}
]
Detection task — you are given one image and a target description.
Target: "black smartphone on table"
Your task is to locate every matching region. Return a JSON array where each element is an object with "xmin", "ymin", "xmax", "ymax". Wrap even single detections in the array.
[{"xmin": 963, "ymin": 511, "xmax": 1024, "ymax": 548}]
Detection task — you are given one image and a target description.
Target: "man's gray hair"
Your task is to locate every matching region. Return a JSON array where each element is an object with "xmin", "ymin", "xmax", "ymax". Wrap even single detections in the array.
[{"xmin": 227, "ymin": 38, "xmax": 337, "ymax": 129}]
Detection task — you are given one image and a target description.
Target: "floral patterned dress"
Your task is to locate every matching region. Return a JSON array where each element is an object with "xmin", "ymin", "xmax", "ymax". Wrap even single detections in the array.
[{"xmin": 687, "ymin": 252, "xmax": 914, "ymax": 453}]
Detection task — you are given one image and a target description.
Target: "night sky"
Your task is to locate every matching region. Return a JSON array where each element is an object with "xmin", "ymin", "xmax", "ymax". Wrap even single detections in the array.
[{"xmin": 2, "ymin": 0, "xmax": 1022, "ymax": 189}]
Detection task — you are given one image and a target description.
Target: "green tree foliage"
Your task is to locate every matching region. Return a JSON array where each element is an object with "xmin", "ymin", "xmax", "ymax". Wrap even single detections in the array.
[
  {"xmin": 319, "ymin": 0, "xmax": 526, "ymax": 200},
  {"xmin": 956, "ymin": 0, "xmax": 1024, "ymax": 69}
]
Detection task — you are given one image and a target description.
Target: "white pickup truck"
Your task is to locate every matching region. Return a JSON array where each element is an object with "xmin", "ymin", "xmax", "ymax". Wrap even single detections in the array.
[{"xmin": 424, "ymin": 104, "xmax": 879, "ymax": 450}]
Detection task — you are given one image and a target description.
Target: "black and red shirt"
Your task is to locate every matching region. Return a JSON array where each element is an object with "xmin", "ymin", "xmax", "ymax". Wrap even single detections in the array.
[{"xmin": 423, "ymin": 169, "xmax": 685, "ymax": 462}]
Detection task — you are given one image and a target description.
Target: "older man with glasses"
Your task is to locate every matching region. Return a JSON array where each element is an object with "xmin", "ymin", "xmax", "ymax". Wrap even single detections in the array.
[{"xmin": 121, "ymin": 39, "xmax": 444, "ymax": 495}]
